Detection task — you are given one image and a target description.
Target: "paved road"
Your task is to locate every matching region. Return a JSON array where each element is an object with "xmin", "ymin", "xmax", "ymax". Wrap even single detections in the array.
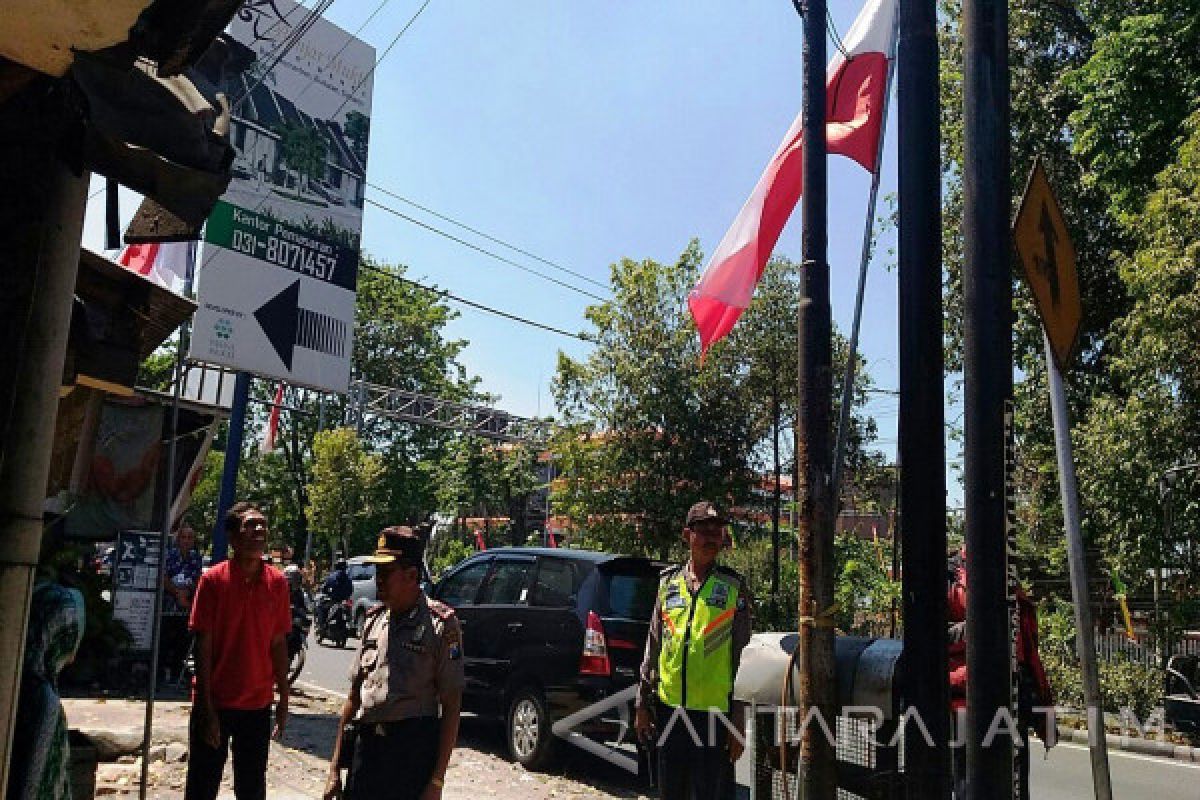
[
  {"xmin": 297, "ymin": 629, "xmax": 356, "ymax": 696},
  {"xmin": 298, "ymin": 637, "xmax": 1200, "ymax": 799},
  {"xmin": 1030, "ymin": 740, "xmax": 1200, "ymax": 800}
]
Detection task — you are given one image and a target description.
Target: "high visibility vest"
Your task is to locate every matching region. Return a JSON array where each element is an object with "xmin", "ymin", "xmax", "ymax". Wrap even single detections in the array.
[{"xmin": 656, "ymin": 568, "xmax": 740, "ymax": 712}]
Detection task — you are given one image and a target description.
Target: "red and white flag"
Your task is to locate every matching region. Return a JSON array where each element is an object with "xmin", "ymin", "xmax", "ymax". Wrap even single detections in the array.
[
  {"xmin": 688, "ymin": 0, "xmax": 897, "ymax": 354},
  {"xmin": 261, "ymin": 382, "xmax": 285, "ymax": 454},
  {"xmin": 116, "ymin": 241, "xmax": 192, "ymax": 294}
]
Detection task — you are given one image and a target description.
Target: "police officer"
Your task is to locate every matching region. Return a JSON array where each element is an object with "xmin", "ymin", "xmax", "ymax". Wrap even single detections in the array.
[
  {"xmin": 324, "ymin": 527, "xmax": 464, "ymax": 800},
  {"xmin": 635, "ymin": 501, "xmax": 753, "ymax": 800}
]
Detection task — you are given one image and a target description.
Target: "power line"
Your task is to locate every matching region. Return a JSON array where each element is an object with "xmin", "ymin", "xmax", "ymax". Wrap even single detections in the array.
[
  {"xmin": 365, "ymin": 197, "xmax": 607, "ymax": 301},
  {"xmin": 366, "ymin": 182, "xmax": 607, "ymax": 290},
  {"xmin": 361, "ymin": 262, "xmax": 592, "ymax": 343},
  {"xmin": 292, "ymin": 0, "xmax": 395, "ymax": 104},
  {"xmin": 330, "ymin": 0, "xmax": 433, "ymax": 119}
]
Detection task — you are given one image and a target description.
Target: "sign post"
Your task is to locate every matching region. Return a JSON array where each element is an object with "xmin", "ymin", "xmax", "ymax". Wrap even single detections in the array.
[{"xmin": 1013, "ymin": 158, "xmax": 1111, "ymax": 800}]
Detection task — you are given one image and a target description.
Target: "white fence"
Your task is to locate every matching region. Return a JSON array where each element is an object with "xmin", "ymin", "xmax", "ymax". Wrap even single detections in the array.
[{"xmin": 1094, "ymin": 631, "xmax": 1200, "ymax": 666}]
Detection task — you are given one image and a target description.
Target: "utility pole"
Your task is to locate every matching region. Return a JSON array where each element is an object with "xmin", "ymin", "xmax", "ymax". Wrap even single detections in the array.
[
  {"xmin": 0, "ymin": 78, "xmax": 90, "ymax": 794},
  {"xmin": 795, "ymin": 0, "xmax": 837, "ymax": 797},
  {"xmin": 897, "ymin": 0, "xmax": 950, "ymax": 797},
  {"xmin": 962, "ymin": 0, "xmax": 1014, "ymax": 797}
]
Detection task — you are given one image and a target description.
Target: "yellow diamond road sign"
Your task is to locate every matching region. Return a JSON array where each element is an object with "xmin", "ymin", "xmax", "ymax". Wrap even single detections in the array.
[{"xmin": 1013, "ymin": 159, "xmax": 1082, "ymax": 372}]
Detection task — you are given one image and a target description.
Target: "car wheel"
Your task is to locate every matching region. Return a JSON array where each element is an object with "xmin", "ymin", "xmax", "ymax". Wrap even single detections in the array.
[{"xmin": 506, "ymin": 686, "xmax": 556, "ymax": 770}]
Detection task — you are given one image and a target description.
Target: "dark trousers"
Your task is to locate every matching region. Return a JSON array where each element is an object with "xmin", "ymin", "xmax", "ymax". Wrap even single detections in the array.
[
  {"xmin": 655, "ymin": 704, "xmax": 732, "ymax": 800},
  {"xmin": 160, "ymin": 614, "xmax": 191, "ymax": 678},
  {"xmin": 950, "ymin": 715, "xmax": 1030, "ymax": 800},
  {"xmin": 184, "ymin": 705, "xmax": 272, "ymax": 800},
  {"xmin": 346, "ymin": 717, "xmax": 440, "ymax": 800}
]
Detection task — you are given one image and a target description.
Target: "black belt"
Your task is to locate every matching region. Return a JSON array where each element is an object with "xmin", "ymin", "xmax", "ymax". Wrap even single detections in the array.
[{"xmin": 361, "ymin": 717, "xmax": 438, "ymax": 736}]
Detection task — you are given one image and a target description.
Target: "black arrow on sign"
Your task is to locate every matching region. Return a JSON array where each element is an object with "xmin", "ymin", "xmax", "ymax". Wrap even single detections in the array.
[
  {"xmin": 254, "ymin": 279, "xmax": 347, "ymax": 371},
  {"xmin": 1036, "ymin": 202, "xmax": 1062, "ymax": 308}
]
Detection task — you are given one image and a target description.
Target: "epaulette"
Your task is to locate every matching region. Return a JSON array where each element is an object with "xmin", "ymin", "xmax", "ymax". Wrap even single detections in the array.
[
  {"xmin": 365, "ymin": 602, "xmax": 386, "ymax": 616},
  {"xmin": 426, "ymin": 598, "xmax": 456, "ymax": 621}
]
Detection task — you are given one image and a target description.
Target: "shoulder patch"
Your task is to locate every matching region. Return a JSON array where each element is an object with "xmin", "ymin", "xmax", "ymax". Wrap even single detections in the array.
[
  {"xmin": 660, "ymin": 564, "xmax": 683, "ymax": 579},
  {"xmin": 427, "ymin": 598, "xmax": 456, "ymax": 621},
  {"xmin": 365, "ymin": 602, "xmax": 386, "ymax": 616}
]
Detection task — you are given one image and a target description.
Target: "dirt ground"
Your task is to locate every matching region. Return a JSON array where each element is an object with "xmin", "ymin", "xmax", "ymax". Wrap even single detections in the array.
[{"xmin": 67, "ymin": 688, "xmax": 652, "ymax": 799}]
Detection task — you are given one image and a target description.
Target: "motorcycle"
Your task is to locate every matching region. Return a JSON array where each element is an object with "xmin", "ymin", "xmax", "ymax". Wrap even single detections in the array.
[
  {"xmin": 287, "ymin": 589, "xmax": 312, "ymax": 684},
  {"xmin": 315, "ymin": 592, "xmax": 353, "ymax": 649}
]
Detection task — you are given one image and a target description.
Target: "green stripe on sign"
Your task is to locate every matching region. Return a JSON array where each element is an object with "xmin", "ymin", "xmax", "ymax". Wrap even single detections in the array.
[{"xmin": 204, "ymin": 200, "xmax": 237, "ymax": 246}]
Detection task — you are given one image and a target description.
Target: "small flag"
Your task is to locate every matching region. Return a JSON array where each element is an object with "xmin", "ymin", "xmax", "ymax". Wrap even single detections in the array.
[
  {"xmin": 261, "ymin": 383, "xmax": 285, "ymax": 454},
  {"xmin": 116, "ymin": 241, "xmax": 192, "ymax": 294},
  {"xmin": 1112, "ymin": 573, "xmax": 1135, "ymax": 642},
  {"xmin": 474, "ymin": 530, "xmax": 487, "ymax": 551},
  {"xmin": 688, "ymin": 0, "xmax": 898, "ymax": 354}
]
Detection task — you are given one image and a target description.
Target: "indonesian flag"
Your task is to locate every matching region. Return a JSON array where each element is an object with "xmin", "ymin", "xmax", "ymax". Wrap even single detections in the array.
[
  {"xmin": 116, "ymin": 241, "xmax": 192, "ymax": 294},
  {"xmin": 261, "ymin": 383, "xmax": 285, "ymax": 454},
  {"xmin": 474, "ymin": 530, "xmax": 488, "ymax": 551},
  {"xmin": 688, "ymin": 0, "xmax": 897, "ymax": 354}
]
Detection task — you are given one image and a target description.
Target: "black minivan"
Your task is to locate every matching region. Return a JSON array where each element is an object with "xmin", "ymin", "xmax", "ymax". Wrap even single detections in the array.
[{"xmin": 431, "ymin": 547, "xmax": 663, "ymax": 768}]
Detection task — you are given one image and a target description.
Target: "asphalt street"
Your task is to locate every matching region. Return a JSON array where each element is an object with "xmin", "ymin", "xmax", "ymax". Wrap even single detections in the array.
[{"xmin": 297, "ymin": 636, "xmax": 1200, "ymax": 799}]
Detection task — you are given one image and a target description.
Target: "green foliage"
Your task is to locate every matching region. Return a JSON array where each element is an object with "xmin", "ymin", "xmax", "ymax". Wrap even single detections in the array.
[
  {"xmin": 275, "ymin": 121, "xmax": 328, "ymax": 183},
  {"xmin": 307, "ymin": 427, "xmax": 385, "ymax": 557},
  {"xmin": 552, "ymin": 247, "xmax": 884, "ymax": 565},
  {"xmin": 434, "ymin": 438, "xmax": 542, "ymax": 545},
  {"xmin": 343, "ymin": 110, "xmax": 370, "ymax": 165},
  {"xmin": 722, "ymin": 537, "xmax": 799, "ymax": 631},
  {"xmin": 1038, "ymin": 600, "xmax": 1161, "ymax": 719},
  {"xmin": 430, "ymin": 538, "xmax": 474, "ymax": 580},
  {"xmin": 832, "ymin": 533, "xmax": 899, "ymax": 636}
]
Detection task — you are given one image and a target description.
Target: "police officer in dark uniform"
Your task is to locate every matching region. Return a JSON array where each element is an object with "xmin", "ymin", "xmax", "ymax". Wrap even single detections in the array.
[
  {"xmin": 635, "ymin": 501, "xmax": 753, "ymax": 800},
  {"xmin": 325, "ymin": 527, "xmax": 464, "ymax": 800}
]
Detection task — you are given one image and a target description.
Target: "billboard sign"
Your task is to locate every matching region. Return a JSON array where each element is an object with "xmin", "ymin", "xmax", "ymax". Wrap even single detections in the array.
[{"xmin": 190, "ymin": 0, "xmax": 374, "ymax": 392}]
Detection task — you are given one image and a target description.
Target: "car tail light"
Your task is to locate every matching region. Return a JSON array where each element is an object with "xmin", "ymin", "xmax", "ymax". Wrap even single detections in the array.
[{"xmin": 579, "ymin": 611, "xmax": 611, "ymax": 676}]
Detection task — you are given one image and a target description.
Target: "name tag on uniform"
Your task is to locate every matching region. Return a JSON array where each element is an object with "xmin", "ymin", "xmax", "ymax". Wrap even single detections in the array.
[
  {"xmin": 664, "ymin": 593, "xmax": 687, "ymax": 611},
  {"xmin": 708, "ymin": 581, "xmax": 730, "ymax": 609}
]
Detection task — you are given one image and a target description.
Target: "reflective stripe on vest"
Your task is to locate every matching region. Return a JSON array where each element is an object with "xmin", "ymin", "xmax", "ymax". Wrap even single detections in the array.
[{"xmin": 656, "ymin": 570, "xmax": 739, "ymax": 712}]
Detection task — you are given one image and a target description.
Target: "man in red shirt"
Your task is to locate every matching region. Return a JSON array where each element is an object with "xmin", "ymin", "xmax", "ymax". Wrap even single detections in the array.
[{"xmin": 185, "ymin": 502, "xmax": 291, "ymax": 800}]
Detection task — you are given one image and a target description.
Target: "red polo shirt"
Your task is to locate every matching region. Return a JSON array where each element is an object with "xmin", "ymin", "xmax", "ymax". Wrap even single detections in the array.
[{"xmin": 189, "ymin": 559, "xmax": 291, "ymax": 710}]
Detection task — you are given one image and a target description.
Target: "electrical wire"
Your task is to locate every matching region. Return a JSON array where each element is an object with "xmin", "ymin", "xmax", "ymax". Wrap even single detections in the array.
[
  {"xmin": 361, "ymin": 263, "xmax": 592, "ymax": 343},
  {"xmin": 366, "ymin": 182, "xmax": 607, "ymax": 290},
  {"xmin": 329, "ymin": 0, "xmax": 433, "ymax": 119},
  {"xmin": 292, "ymin": 0, "xmax": 396, "ymax": 104},
  {"xmin": 365, "ymin": 197, "xmax": 607, "ymax": 301}
]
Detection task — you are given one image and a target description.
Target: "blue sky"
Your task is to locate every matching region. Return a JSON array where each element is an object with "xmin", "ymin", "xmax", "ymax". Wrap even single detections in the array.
[{"xmin": 82, "ymin": 0, "xmax": 964, "ymax": 501}]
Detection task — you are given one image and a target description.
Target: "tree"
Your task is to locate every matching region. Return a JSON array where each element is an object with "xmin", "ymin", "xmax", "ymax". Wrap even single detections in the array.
[
  {"xmin": 552, "ymin": 243, "xmax": 883, "ymax": 562},
  {"xmin": 343, "ymin": 110, "xmax": 370, "ymax": 166},
  {"xmin": 306, "ymin": 427, "xmax": 384, "ymax": 558},
  {"xmin": 553, "ymin": 242, "xmax": 759, "ymax": 560},
  {"xmin": 275, "ymin": 122, "xmax": 328, "ymax": 192}
]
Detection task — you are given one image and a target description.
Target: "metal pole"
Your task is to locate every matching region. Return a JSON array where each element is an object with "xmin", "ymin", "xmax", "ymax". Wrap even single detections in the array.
[
  {"xmin": 831, "ymin": 37, "xmax": 898, "ymax": 506},
  {"xmin": 897, "ymin": 0, "xmax": 949, "ymax": 796},
  {"xmin": 962, "ymin": 0, "xmax": 1013, "ymax": 795},
  {"xmin": 795, "ymin": 0, "xmax": 836, "ymax": 797},
  {"xmin": 1044, "ymin": 332, "xmax": 1112, "ymax": 800},
  {"xmin": 140, "ymin": 241, "xmax": 197, "ymax": 800},
  {"xmin": 212, "ymin": 372, "xmax": 251, "ymax": 563},
  {"xmin": 0, "ymin": 80, "xmax": 89, "ymax": 792}
]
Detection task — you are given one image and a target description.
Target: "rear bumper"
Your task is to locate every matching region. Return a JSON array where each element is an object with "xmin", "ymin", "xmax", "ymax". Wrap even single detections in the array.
[{"xmin": 546, "ymin": 677, "xmax": 638, "ymax": 741}]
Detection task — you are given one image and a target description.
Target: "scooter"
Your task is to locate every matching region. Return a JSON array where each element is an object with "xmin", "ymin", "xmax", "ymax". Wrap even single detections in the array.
[
  {"xmin": 315, "ymin": 593, "xmax": 353, "ymax": 649},
  {"xmin": 286, "ymin": 590, "xmax": 312, "ymax": 684}
]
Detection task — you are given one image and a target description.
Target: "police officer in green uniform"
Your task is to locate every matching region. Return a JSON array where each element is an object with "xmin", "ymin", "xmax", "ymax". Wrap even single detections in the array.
[
  {"xmin": 325, "ymin": 527, "xmax": 464, "ymax": 800},
  {"xmin": 635, "ymin": 501, "xmax": 753, "ymax": 800}
]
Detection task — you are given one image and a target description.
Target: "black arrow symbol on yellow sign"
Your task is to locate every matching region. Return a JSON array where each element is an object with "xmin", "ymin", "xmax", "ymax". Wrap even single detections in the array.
[
  {"xmin": 254, "ymin": 279, "xmax": 347, "ymax": 371},
  {"xmin": 1036, "ymin": 202, "xmax": 1062, "ymax": 308}
]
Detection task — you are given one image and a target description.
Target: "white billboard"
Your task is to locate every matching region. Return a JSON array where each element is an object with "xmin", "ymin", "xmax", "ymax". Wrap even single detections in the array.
[{"xmin": 190, "ymin": 0, "xmax": 374, "ymax": 393}]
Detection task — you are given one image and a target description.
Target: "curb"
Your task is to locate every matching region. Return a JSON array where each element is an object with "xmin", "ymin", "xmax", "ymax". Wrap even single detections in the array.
[{"xmin": 1059, "ymin": 726, "xmax": 1200, "ymax": 763}]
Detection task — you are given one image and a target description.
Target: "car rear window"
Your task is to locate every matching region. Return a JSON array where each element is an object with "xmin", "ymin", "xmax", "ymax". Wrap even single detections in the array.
[{"xmin": 596, "ymin": 564, "xmax": 659, "ymax": 621}]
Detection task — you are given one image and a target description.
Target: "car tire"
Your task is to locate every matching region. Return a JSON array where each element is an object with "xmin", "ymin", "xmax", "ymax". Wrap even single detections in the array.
[{"xmin": 506, "ymin": 686, "xmax": 556, "ymax": 770}]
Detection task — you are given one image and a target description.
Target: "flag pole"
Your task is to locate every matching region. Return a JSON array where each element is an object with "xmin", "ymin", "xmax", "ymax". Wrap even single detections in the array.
[
  {"xmin": 795, "ymin": 0, "xmax": 837, "ymax": 797},
  {"xmin": 830, "ymin": 27, "xmax": 899, "ymax": 507}
]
